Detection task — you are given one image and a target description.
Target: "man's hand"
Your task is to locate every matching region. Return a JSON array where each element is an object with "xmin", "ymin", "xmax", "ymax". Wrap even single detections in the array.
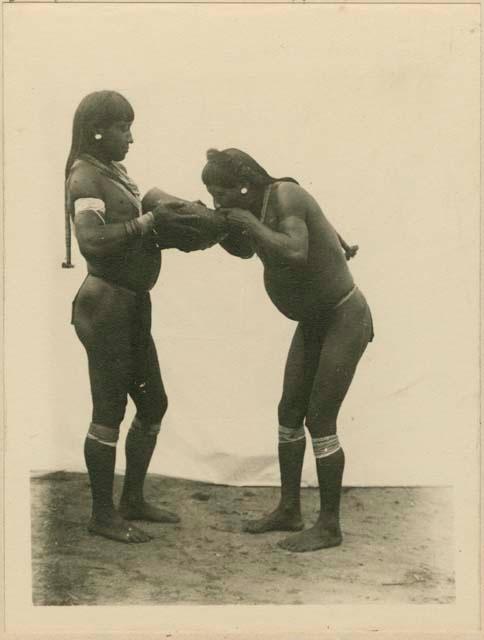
[
  {"xmin": 151, "ymin": 201, "xmax": 201, "ymax": 230},
  {"xmin": 220, "ymin": 208, "xmax": 260, "ymax": 234},
  {"xmin": 142, "ymin": 187, "xmax": 227, "ymax": 251},
  {"xmin": 170, "ymin": 201, "xmax": 228, "ymax": 238},
  {"xmin": 148, "ymin": 202, "xmax": 204, "ymax": 251}
]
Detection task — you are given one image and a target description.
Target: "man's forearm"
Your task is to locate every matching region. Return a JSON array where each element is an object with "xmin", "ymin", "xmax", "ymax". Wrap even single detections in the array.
[
  {"xmin": 248, "ymin": 221, "xmax": 307, "ymax": 267},
  {"xmin": 76, "ymin": 222, "xmax": 135, "ymax": 258}
]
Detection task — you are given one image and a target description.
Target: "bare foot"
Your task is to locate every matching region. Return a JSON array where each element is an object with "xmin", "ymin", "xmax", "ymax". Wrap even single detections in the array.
[
  {"xmin": 88, "ymin": 512, "xmax": 152, "ymax": 543},
  {"xmin": 277, "ymin": 519, "xmax": 342, "ymax": 552},
  {"xmin": 243, "ymin": 506, "xmax": 304, "ymax": 534},
  {"xmin": 119, "ymin": 500, "xmax": 180, "ymax": 523}
]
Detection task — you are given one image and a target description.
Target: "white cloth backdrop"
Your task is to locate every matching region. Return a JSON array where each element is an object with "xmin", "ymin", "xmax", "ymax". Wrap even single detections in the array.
[{"xmin": 5, "ymin": 3, "xmax": 479, "ymax": 486}]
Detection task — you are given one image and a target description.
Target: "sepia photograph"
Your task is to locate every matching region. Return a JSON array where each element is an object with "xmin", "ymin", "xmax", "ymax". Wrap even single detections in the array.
[{"xmin": 2, "ymin": 0, "xmax": 481, "ymax": 636}]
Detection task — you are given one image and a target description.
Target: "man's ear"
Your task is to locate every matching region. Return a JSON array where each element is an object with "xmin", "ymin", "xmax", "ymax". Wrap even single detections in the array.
[
  {"xmin": 239, "ymin": 183, "xmax": 250, "ymax": 195},
  {"xmin": 91, "ymin": 121, "xmax": 106, "ymax": 137},
  {"xmin": 86, "ymin": 123, "xmax": 105, "ymax": 141}
]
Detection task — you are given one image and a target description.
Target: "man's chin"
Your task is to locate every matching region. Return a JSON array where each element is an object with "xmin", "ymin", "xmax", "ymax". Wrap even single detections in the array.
[{"xmin": 115, "ymin": 150, "xmax": 129, "ymax": 162}]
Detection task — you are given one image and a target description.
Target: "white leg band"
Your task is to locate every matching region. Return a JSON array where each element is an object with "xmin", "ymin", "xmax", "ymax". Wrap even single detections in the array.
[
  {"xmin": 87, "ymin": 423, "xmax": 119, "ymax": 448},
  {"xmin": 312, "ymin": 434, "xmax": 341, "ymax": 458},
  {"xmin": 130, "ymin": 415, "xmax": 161, "ymax": 436},
  {"xmin": 279, "ymin": 424, "xmax": 306, "ymax": 444},
  {"xmin": 86, "ymin": 434, "xmax": 117, "ymax": 448}
]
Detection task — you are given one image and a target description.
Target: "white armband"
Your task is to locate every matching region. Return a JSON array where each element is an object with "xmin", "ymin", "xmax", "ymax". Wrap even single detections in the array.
[{"xmin": 74, "ymin": 198, "xmax": 106, "ymax": 224}]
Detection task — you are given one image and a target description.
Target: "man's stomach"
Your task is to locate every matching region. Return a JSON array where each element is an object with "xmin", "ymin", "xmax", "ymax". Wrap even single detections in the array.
[
  {"xmin": 86, "ymin": 240, "xmax": 161, "ymax": 292},
  {"xmin": 263, "ymin": 266, "xmax": 353, "ymax": 322}
]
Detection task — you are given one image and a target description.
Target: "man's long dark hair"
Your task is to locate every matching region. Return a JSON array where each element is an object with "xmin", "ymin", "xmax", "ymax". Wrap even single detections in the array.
[
  {"xmin": 63, "ymin": 91, "xmax": 134, "ymax": 268},
  {"xmin": 201, "ymin": 148, "xmax": 299, "ymax": 189},
  {"xmin": 201, "ymin": 147, "xmax": 359, "ymax": 261},
  {"xmin": 65, "ymin": 90, "xmax": 134, "ymax": 180}
]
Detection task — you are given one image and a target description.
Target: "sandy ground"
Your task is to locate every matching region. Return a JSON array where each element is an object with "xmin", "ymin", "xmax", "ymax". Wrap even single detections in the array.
[{"xmin": 30, "ymin": 472, "xmax": 454, "ymax": 606}]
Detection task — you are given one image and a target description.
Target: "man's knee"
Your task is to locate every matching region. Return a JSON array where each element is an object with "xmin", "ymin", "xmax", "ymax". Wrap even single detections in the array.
[
  {"xmin": 133, "ymin": 391, "xmax": 168, "ymax": 435},
  {"xmin": 130, "ymin": 414, "xmax": 162, "ymax": 437},
  {"xmin": 304, "ymin": 377, "xmax": 348, "ymax": 436},
  {"xmin": 278, "ymin": 398, "xmax": 306, "ymax": 430},
  {"xmin": 160, "ymin": 391, "xmax": 168, "ymax": 419},
  {"xmin": 151, "ymin": 389, "xmax": 168, "ymax": 424},
  {"xmin": 305, "ymin": 409, "xmax": 337, "ymax": 438},
  {"xmin": 92, "ymin": 395, "xmax": 128, "ymax": 429}
]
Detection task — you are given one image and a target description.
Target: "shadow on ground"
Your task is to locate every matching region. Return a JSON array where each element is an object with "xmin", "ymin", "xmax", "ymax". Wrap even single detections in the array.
[{"xmin": 30, "ymin": 472, "xmax": 454, "ymax": 606}]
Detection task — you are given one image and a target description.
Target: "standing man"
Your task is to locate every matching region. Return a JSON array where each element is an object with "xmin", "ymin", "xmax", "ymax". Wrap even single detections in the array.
[
  {"xmin": 64, "ymin": 91, "xmax": 216, "ymax": 543},
  {"xmin": 190, "ymin": 148, "xmax": 374, "ymax": 552}
]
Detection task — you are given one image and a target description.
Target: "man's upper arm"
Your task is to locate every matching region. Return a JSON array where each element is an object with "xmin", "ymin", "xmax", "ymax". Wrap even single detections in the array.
[
  {"xmin": 274, "ymin": 183, "xmax": 309, "ymax": 248},
  {"xmin": 69, "ymin": 166, "xmax": 106, "ymax": 228},
  {"xmin": 278, "ymin": 216, "xmax": 308, "ymax": 245}
]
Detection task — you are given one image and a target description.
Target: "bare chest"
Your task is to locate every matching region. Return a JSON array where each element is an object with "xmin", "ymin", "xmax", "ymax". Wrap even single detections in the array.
[{"xmin": 102, "ymin": 179, "xmax": 141, "ymax": 223}]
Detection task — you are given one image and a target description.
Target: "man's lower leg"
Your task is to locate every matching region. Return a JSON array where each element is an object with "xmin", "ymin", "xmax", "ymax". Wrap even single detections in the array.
[
  {"xmin": 120, "ymin": 416, "xmax": 158, "ymax": 506},
  {"xmin": 84, "ymin": 423, "xmax": 119, "ymax": 522},
  {"xmin": 244, "ymin": 424, "xmax": 306, "ymax": 533},
  {"xmin": 84, "ymin": 422, "xmax": 151, "ymax": 543},
  {"xmin": 314, "ymin": 436, "xmax": 345, "ymax": 530},
  {"xmin": 278, "ymin": 433, "xmax": 344, "ymax": 551},
  {"xmin": 120, "ymin": 416, "xmax": 179, "ymax": 523}
]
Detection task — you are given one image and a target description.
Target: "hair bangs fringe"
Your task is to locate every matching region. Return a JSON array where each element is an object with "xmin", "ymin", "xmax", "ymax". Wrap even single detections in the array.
[
  {"xmin": 201, "ymin": 160, "xmax": 239, "ymax": 188},
  {"xmin": 97, "ymin": 92, "xmax": 134, "ymax": 126}
]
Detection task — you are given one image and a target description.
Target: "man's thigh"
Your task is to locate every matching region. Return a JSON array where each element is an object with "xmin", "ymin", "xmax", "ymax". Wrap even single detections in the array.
[
  {"xmin": 306, "ymin": 311, "xmax": 370, "ymax": 436},
  {"xmin": 279, "ymin": 323, "xmax": 322, "ymax": 427}
]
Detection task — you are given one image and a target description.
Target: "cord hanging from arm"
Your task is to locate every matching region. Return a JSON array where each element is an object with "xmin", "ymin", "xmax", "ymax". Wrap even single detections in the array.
[
  {"xmin": 62, "ymin": 185, "xmax": 74, "ymax": 268},
  {"xmin": 337, "ymin": 232, "xmax": 359, "ymax": 261}
]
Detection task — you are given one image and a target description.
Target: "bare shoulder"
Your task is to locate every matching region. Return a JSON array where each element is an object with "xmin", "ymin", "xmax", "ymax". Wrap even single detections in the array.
[
  {"xmin": 272, "ymin": 181, "xmax": 313, "ymax": 219},
  {"xmin": 114, "ymin": 161, "xmax": 127, "ymax": 174},
  {"xmin": 68, "ymin": 160, "xmax": 103, "ymax": 200}
]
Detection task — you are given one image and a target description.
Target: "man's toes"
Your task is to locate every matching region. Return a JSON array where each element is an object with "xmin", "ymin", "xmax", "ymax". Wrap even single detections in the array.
[
  {"xmin": 278, "ymin": 533, "xmax": 303, "ymax": 551},
  {"xmin": 277, "ymin": 538, "xmax": 293, "ymax": 550},
  {"xmin": 164, "ymin": 511, "xmax": 180, "ymax": 523},
  {"xmin": 128, "ymin": 526, "xmax": 151, "ymax": 543},
  {"xmin": 139, "ymin": 530, "xmax": 152, "ymax": 542},
  {"xmin": 133, "ymin": 532, "xmax": 151, "ymax": 543},
  {"xmin": 125, "ymin": 528, "xmax": 139, "ymax": 543}
]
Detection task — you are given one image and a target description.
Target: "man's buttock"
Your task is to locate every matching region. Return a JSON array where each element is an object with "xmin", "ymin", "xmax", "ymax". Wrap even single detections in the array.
[
  {"xmin": 309, "ymin": 287, "xmax": 374, "ymax": 343},
  {"xmin": 74, "ymin": 274, "xmax": 137, "ymax": 318}
]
